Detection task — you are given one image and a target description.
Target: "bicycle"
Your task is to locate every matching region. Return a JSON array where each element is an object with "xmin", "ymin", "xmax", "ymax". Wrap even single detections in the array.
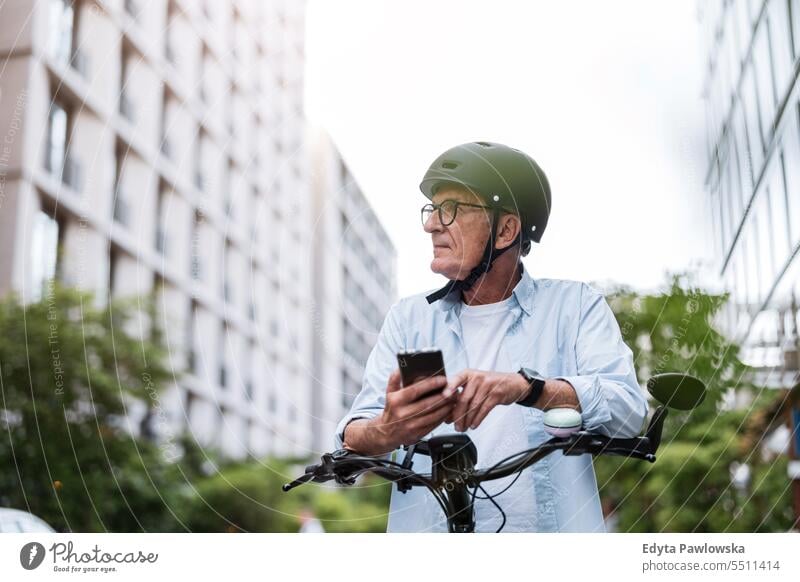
[{"xmin": 283, "ymin": 373, "xmax": 706, "ymax": 532}]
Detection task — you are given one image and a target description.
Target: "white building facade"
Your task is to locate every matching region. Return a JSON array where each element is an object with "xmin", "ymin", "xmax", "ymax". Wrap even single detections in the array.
[
  {"xmin": 0, "ymin": 0, "xmax": 314, "ymax": 458},
  {"xmin": 309, "ymin": 128, "xmax": 396, "ymax": 454}
]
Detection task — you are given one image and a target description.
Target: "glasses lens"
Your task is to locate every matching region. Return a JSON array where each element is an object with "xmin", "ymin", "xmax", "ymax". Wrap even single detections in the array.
[
  {"xmin": 421, "ymin": 204, "xmax": 434, "ymax": 226},
  {"xmin": 440, "ymin": 200, "xmax": 458, "ymax": 226}
]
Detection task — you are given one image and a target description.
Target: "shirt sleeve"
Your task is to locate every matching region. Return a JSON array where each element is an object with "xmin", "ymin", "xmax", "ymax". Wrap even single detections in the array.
[
  {"xmin": 333, "ymin": 302, "xmax": 406, "ymax": 451},
  {"xmin": 557, "ymin": 283, "xmax": 648, "ymax": 438}
]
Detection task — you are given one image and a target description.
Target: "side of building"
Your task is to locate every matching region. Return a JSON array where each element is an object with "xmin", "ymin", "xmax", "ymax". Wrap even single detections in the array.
[
  {"xmin": 0, "ymin": 0, "xmax": 313, "ymax": 458},
  {"xmin": 309, "ymin": 127, "xmax": 396, "ymax": 454}
]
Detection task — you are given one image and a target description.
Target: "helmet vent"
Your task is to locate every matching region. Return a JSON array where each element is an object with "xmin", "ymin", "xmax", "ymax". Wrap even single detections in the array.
[
  {"xmin": 441, "ymin": 161, "xmax": 459, "ymax": 170},
  {"xmin": 476, "ymin": 141, "xmax": 492, "ymax": 147}
]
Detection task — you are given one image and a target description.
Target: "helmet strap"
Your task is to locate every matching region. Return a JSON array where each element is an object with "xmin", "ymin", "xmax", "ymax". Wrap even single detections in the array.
[{"xmin": 425, "ymin": 208, "xmax": 519, "ymax": 304}]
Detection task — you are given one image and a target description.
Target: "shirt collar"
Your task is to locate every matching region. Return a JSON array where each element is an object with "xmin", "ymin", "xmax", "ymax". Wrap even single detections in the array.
[
  {"xmin": 512, "ymin": 263, "xmax": 535, "ymax": 316},
  {"xmin": 435, "ymin": 262, "xmax": 535, "ymax": 316}
]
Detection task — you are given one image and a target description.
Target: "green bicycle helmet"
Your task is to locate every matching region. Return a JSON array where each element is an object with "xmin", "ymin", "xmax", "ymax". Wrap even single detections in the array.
[{"xmin": 419, "ymin": 141, "xmax": 552, "ymax": 303}]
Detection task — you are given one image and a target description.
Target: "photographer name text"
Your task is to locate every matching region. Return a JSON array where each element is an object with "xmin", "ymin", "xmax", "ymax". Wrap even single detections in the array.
[{"xmin": 642, "ymin": 542, "xmax": 745, "ymax": 557}]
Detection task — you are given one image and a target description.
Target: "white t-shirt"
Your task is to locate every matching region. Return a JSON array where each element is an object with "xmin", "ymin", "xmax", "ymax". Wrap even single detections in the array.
[{"xmin": 458, "ymin": 296, "xmax": 538, "ymax": 532}]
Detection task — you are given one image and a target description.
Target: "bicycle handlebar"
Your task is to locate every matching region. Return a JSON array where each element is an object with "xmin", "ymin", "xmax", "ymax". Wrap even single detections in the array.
[
  {"xmin": 283, "ymin": 374, "xmax": 702, "ymax": 532},
  {"xmin": 282, "ymin": 404, "xmax": 669, "ymax": 532}
]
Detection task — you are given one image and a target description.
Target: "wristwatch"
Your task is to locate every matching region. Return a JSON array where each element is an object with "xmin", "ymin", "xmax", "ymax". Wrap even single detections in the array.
[{"xmin": 516, "ymin": 367, "xmax": 546, "ymax": 408}]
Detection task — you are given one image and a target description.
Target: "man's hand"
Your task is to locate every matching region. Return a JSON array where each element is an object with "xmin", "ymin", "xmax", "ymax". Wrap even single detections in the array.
[
  {"xmin": 446, "ymin": 369, "xmax": 530, "ymax": 432},
  {"xmin": 343, "ymin": 369, "xmax": 457, "ymax": 454}
]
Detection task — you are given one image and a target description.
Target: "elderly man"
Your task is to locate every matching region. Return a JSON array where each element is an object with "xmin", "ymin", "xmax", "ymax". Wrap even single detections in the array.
[{"xmin": 335, "ymin": 141, "xmax": 648, "ymax": 532}]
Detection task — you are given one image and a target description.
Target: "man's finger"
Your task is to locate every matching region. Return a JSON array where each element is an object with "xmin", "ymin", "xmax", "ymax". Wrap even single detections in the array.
[
  {"xmin": 409, "ymin": 402, "xmax": 457, "ymax": 435},
  {"xmin": 453, "ymin": 380, "xmax": 478, "ymax": 432},
  {"xmin": 468, "ymin": 396, "xmax": 498, "ymax": 430},
  {"xmin": 447, "ymin": 369, "xmax": 470, "ymax": 392},
  {"xmin": 463, "ymin": 387, "xmax": 491, "ymax": 430},
  {"xmin": 398, "ymin": 375, "xmax": 448, "ymax": 404},
  {"xmin": 406, "ymin": 385, "xmax": 457, "ymax": 418}
]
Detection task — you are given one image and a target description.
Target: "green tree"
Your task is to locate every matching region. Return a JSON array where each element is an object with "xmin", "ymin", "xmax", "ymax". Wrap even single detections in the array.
[
  {"xmin": 0, "ymin": 284, "xmax": 198, "ymax": 531},
  {"xmin": 597, "ymin": 274, "xmax": 795, "ymax": 532}
]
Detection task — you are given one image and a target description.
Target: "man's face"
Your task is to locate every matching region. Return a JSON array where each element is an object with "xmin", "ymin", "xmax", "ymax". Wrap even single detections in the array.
[{"xmin": 423, "ymin": 187, "xmax": 492, "ymax": 280}]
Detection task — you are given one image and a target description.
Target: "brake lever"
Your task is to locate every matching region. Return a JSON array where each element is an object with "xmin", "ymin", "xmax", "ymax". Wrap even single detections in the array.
[
  {"xmin": 321, "ymin": 450, "xmax": 360, "ymax": 486},
  {"xmin": 282, "ymin": 449, "xmax": 357, "ymax": 492}
]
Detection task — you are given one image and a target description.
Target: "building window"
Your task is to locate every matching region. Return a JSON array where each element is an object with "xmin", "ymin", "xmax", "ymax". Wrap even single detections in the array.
[
  {"xmin": 155, "ymin": 189, "xmax": 169, "ymax": 255},
  {"xmin": 187, "ymin": 300, "xmax": 198, "ymax": 374},
  {"xmin": 29, "ymin": 210, "xmax": 60, "ymax": 301},
  {"xmin": 219, "ymin": 325, "xmax": 228, "ymax": 388},
  {"xmin": 768, "ymin": 1, "xmax": 794, "ymax": 101},
  {"xmin": 48, "ymin": 0, "xmax": 74, "ymax": 65},
  {"xmin": 43, "ymin": 97, "xmax": 82, "ymax": 192},
  {"xmin": 184, "ymin": 390, "xmax": 196, "ymax": 428},
  {"xmin": 217, "ymin": 406, "xmax": 227, "ymax": 450},
  {"xmin": 108, "ymin": 248, "xmax": 119, "ymax": 296},
  {"xmin": 194, "ymin": 132, "xmax": 205, "ymax": 193},
  {"xmin": 752, "ymin": 25, "xmax": 776, "ymax": 145},
  {"xmin": 781, "ymin": 111, "xmax": 800, "ymax": 249},
  {"xmin": 119, "ymin": 50, "xmax": 136, "ymax": 122},
  {"xmin": 113, "ymin": 146, "xmax": 131, "ymax": 227},
  {"xmin": 45, "ymin": 101, "xmax": 68, "ymax": 178},
  {"xmin": 124, "ymin": 0, "xmax": 140, "ymax": 21},
  {"xmin": 223, "ymin": 242, "xmax": 233, "ymax": 303},
  {"xmin": 191, "ymin": 211, "xmax": 203, "ymax": 280}
]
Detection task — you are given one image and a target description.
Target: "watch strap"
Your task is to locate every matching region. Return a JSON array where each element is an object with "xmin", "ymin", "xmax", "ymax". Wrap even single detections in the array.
[{"xmin": 516, "ymin": 368, "xmax": 545, "ymax": 408}]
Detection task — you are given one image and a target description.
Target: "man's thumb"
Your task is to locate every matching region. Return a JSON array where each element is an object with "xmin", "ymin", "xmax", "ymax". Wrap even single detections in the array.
[{"xmin": 386, "ymin": 368, "xmax": 402, "ymax": 393}]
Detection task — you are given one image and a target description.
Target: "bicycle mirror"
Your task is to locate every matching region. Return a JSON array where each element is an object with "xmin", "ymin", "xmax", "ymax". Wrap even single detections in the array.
[{"xmin": 646, "ymin": 373, "xmax": 706, "ymax": 410}]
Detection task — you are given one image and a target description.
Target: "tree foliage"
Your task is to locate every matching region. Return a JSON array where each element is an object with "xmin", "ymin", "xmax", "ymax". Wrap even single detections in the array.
[
  {"xmin": 0, "ymin": 284, "xmax": 202, "ymax": 531},
  {"xmin": 597, "ymin": 274, "xmax": 795, "ymax": 532},
  {"xmin": 173, "ymin": 458, "xmax": 391, "ymax": 533},
  {"xmin": 0, "ymin": 283, "xmax": 390, "ymax": 532}
]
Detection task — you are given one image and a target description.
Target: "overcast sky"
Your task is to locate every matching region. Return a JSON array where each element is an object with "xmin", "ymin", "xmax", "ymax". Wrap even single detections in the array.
[{"xmin": 305, "ymin": 0, "xmax": 713, "ymax": 298}]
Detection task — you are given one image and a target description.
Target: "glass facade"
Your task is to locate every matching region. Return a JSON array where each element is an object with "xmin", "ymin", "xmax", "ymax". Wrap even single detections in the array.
[{"xmin": 703, "ymin": 0, "xmax": 800, "ymax": 376}]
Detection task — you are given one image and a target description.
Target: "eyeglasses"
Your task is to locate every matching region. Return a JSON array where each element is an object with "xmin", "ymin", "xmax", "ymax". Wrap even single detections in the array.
[{"xmin": 420, "ymin": 200, "xmax": 493, "ymax": 227}]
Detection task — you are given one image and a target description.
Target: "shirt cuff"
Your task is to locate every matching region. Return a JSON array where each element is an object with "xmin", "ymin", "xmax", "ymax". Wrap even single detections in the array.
[
  {"xmin": 334, "ymin": 412, "xmax": 379, "ymax": 450},
  {"xmin": 556, "ymin": 375, "xmax": 612, "ymax": 432}
]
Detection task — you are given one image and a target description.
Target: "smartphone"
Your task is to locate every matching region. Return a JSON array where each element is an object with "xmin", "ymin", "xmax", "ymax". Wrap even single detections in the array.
[{"xmin": 397, "ymin": 348, "xmax": 447, "ymax": 398}]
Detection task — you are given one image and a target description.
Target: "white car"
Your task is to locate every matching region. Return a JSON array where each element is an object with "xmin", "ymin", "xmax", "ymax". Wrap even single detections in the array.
[{"xmin": 0, "ymin": 508, "xmax": 55, "ymax": 533}]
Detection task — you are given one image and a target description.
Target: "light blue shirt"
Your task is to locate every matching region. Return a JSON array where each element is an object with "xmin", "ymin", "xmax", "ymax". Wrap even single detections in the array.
[{"xmin": 334, "ymin": 264, "xmax": 649, "ymax": 532}]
